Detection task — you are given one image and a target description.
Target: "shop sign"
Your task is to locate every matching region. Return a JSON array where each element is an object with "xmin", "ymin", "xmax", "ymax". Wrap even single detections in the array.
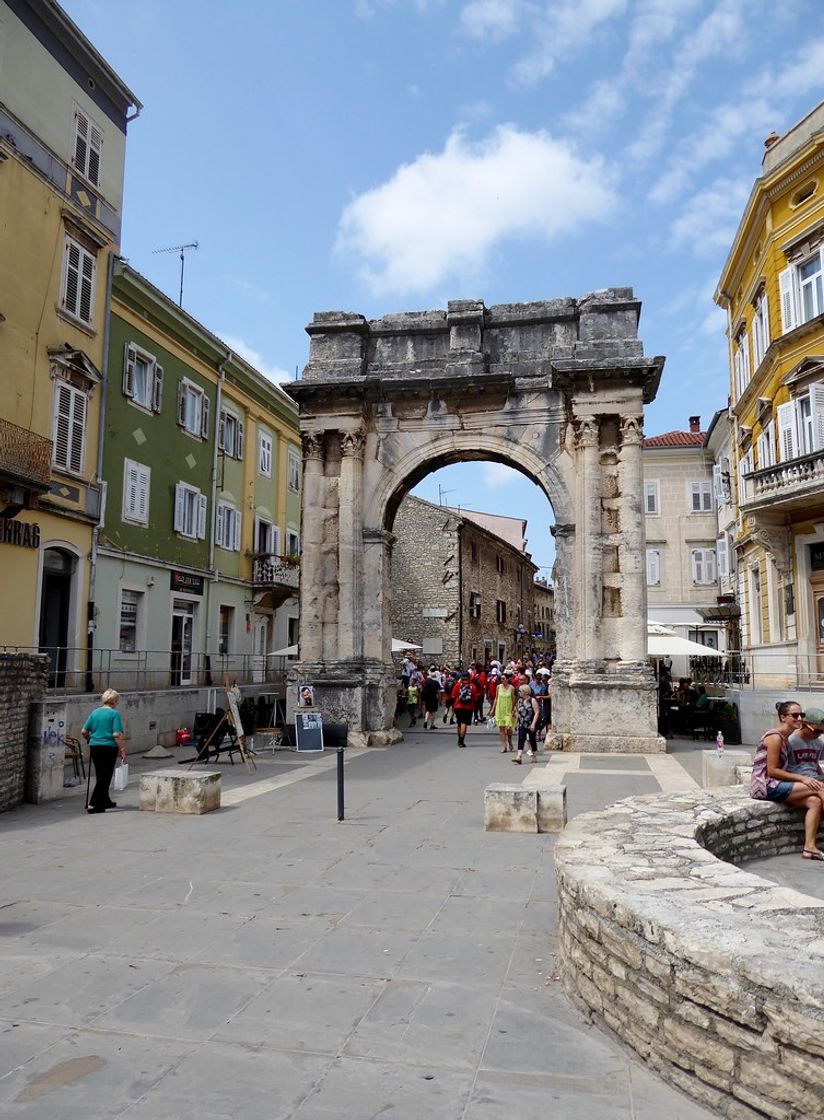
[
  {"xmin": 170, "ymin": 570, "xmax": 204, "ymax": 595},
  {"xmin": 0, "ymin": 519, "xmax": 40, "ymax": 548},
  {"xmin": 810, "ymin": 543, "xmax": 824, "ymax": 571}
]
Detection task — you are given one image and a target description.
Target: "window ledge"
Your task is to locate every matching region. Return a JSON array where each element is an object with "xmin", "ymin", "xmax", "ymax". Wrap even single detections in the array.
[{"xmin": 55, "ymin": 306, "xmax": 96, "ymax": 338}]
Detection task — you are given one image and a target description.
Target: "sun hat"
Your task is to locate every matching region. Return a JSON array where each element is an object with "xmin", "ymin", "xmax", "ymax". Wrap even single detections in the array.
[
  {"xmin": 537, "ymin": 667, "xmax": 550, "ymax": 675},
  {"xmin": 803, "ymin": 707, "xmax": 824, "ymax": 730}
]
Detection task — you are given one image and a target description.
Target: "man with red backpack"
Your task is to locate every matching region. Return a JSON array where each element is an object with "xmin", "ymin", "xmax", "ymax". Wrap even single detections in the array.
[{"xmin": 451, "ymin": 670, "xmax": 477, "ymax": 748}]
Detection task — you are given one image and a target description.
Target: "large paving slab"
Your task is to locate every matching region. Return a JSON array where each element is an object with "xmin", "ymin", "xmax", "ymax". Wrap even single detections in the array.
[{"xmin": 0, "ymin": 727, "xmax": 720, "ymax": 1118}]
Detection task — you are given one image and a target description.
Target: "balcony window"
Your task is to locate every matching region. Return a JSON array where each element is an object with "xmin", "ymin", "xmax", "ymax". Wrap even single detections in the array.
[
  {"xmin": 779, "ymin": 248, "xmax": 824, "ymax": 333},
  {"xmin": 776, "ymin": 384, "xmax": 824, "ymax": 461}
]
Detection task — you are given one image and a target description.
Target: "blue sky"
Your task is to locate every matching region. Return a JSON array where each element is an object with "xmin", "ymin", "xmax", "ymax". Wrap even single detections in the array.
[{"xmin": 63, "ymin": 0, "xmax": 824, "ymax": 574}]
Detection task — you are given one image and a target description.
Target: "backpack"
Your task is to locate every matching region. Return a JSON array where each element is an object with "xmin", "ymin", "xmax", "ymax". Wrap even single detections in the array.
[{"xmin": 457, "ymin": 681, "xmax": 473, "ymax": 705}]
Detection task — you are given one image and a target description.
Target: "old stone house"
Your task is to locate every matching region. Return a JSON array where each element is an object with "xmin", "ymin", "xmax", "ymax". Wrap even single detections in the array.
[{"xmin": 390, "ymin": 495, "xmax": 538, "ymax": 667}]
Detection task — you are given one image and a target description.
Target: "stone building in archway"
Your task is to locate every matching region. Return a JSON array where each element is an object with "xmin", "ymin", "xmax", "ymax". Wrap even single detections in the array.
[{"xmin": 286, "ymin": 290, "xmax": 665, "ymax": 752}]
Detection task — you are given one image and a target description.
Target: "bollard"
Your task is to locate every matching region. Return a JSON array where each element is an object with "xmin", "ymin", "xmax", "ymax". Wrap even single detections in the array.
[{"xmin": 337, "ymin": 746, "xmax": 345, "ymax": 821}]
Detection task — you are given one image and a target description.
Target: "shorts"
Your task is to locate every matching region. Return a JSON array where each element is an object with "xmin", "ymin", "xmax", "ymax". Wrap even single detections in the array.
[{"xmin": 765, "ymin": 781, "xmax": 795, "ymax": 802}]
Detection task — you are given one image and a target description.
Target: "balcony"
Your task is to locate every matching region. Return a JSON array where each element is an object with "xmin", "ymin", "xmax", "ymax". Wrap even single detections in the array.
[
  {"xmin": 0, "ymin": 418, "xmax": 52, "ymax": 493},
  {"xmin": 252, "ymin": 553, "xmax": 300, "ymax": 592},
  {"xmin": 741, "ymin": 449, "xmax": 824, "ymax": 514}
]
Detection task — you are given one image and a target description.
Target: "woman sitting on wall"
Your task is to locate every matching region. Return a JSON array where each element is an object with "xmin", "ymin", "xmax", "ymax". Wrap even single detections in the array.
[{"xmin": 750, "ymin": 700, "xmax": 824, "ymax": 860}]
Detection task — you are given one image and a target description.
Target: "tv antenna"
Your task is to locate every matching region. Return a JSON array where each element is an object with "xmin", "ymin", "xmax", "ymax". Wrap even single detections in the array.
[
  {"xmin": 152, "ymin": 241, "xmax": 199, "ymax": 308},
  {"xmin": 438, "ymin": 485, "xmax": 456, "ymax": 507}
]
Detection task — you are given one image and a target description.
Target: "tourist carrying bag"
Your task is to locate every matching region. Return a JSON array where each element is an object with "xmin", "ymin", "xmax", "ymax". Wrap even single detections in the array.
[{"xmin": 112, "ymin": 761, "xmax": 129, "ymax": 792}]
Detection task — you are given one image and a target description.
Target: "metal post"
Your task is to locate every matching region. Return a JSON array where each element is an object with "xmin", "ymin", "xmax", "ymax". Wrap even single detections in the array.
[{"xmin": 336, "ymin": 746, "xmax": 345, "ymax": 821}]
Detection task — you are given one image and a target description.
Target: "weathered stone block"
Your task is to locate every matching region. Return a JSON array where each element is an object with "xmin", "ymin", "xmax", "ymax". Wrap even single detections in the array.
[
  {"xmin": 140, "ymin": 769, "xmax": 221, "ymax": 815},
  {"xmin": 702, "ymin": 750, "xmax": 752, "ymax": 788},
  {"xmin": 483, "ymin": 783, "xmax": 537, "ymax": 832},
  {"xmin": 537, "ymin": 785, "xmax": 566, "ymax": 832}
]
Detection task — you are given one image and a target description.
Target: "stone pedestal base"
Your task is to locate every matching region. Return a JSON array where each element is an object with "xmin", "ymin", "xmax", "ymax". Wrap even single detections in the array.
[
  {"xmin": 546, "ymin": 659, "xmax": 665, "ymax": 754},
  {"xmin": 484, "ymin": 783, "xmax": 566, "ymax": 833},
  {"xmin": 288, "ymin": 659, "xmax": 399, "ymax": 746},
  {"xmin": 702, "ymin": 749, "xmax": 752, "ymax": 788},
  {"xmin": 140, "ymin": 769, "xmax": 221, "ymax": 814}
]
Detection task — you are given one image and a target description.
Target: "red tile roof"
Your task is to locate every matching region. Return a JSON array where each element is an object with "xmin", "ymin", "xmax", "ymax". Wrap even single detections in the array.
[{"xmin": 643, "ymin": 430, "xmax": 705, "ymax": 447}]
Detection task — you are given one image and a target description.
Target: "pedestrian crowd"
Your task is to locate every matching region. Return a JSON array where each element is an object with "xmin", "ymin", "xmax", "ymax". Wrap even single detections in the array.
[{"xmin": 395, "ymin": 652, "xmax": 555, "ymax": 754}]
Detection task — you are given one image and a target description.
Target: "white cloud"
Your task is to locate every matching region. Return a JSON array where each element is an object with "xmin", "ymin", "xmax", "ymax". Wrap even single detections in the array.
[
  {"xmin": 481, "ymin": 462, "xmax": 515, "ymax": 488},
  {"xmin": 668, "ymin": 177, "xmax": 750, "ymax": 258},
  {"xmin": 336, "ymin": 125, "xmax": 618, "ymax": 296},
  {"xmin": 511, "ymin": 0, "xmax": 627, "ymax": 87},
  {"xmin": 563, "ymin": 80, "xmax": 625, "ymax": 135},
  {"xmin": 460, "ymin": 0, "xmax": 523, "ymax": 41},
  {"xmin": 220, "ymin": 334, "xmax": 293, "ymax": 384}
]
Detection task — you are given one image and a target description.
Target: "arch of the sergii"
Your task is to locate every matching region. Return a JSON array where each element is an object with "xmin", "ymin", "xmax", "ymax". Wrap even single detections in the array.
[{"xmin": 285, "ymin": 291, "xmax": 666, "ymax": 753}]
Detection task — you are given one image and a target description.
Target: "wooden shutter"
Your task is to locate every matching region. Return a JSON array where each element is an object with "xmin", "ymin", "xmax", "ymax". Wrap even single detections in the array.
[
  {"xmin": 124, "ymin": 460, "xmax": 139, "ymax": 519},
  {"xmin": 136, "ymin": 465, "xmax": 149, "ymax": 523},
  {"xmin": 177, "ymin": 381, "xmax": 187, "ymax": 427},
  {"xmin": 173, "ymin": 483, "xmax": 185, "ymax": 532},
  {"xmin": 197, "ymin": 493, "xmax": 207, "ymax": 539},
  {"xmin": 123, "ymin": 343, "xmax": 136, "ymax": 397},
  {"xmin": 232, "ymin": 509, "xmax": 241, "ymax": 551},
  {"xmin": 236, "ymin": 420, "xmax": 244, "ymax": 460},
  {"xmin": 73, "ymin": 109, "xmax": 88, "ymax": 175},
  {"xmin": 776, "ymin": 401, "xmax": 797, "ymax": 461},
  {"xmin": 200, "ymin": 393, "xmax": 210, "ymax": 439},
  {"xmin": 779, "ymin": 267, "xmax": 798, "ymax": 333},
  {"xmin": 78, "ymin": 249, "xmax": 94, "ymax": 323},
  {"xmin": 717, "ymin": 536, "xmax": 729, "ymax": 579},
  {"xmin": 53, "ymin": 383, "xmax": 72, "ymax": 468},
  {"xmin": 218, "ymin": 410, "xmax": 226, "ymax": 452},
  {"xmin": 152, "ymin": 365, "xmax": 164, "ymax": 413},
  {"xmin": 68, "ymin": 388, "xmax": 86, "ymax": 473},
  {"xmin": 87, "ymin": 121, "xmax": 102, "ymax": 185},
  {"xmin": 63, "ymin": 240, "xmax": 81, "ymax": 316},
  {"xmin": 810, "ymin": 383, "xmax": 824, "ymax": 451},
  {"xmin": 646, "ymin": 549, "xmax": 660, "ymax": 585},
  {"xmin": 216, "ymin": 504, "xmax": 225, "ymax": 548}
]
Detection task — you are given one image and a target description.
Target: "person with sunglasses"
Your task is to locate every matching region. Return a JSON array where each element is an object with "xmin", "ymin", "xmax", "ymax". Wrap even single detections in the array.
[{"xmin": 751, "ymin": 701, "xmax": 824, "ymax": 860}]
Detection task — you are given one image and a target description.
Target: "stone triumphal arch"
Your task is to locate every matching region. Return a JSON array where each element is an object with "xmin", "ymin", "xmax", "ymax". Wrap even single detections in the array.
[{"xmin": 286, "ymin": 289, "xmax": 665, "ymax": 752}]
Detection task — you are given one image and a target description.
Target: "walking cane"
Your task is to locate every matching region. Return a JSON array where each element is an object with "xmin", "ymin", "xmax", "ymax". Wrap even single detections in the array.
[{"xmin": 83, "ymin": 740, "xmax": 92, "ymax": 811}]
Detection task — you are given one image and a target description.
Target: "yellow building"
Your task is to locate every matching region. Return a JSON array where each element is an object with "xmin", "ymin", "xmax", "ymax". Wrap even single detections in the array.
[
  {"xmin": 0, "ymin": 0, "xmax": 139, "ymax": 685},
  {"xmin": 715, "ymin": 101, "xmax": 824, "ymax": 687}
]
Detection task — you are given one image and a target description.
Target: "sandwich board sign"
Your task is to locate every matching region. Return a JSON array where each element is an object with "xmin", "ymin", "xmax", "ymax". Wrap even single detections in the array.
[{"xmin": 295, "ymin": 711, "xmax": 323, "ymax": 753}]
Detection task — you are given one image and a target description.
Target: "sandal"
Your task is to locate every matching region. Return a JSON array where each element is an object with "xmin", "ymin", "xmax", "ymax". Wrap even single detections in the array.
[
  {"xmin": 512, "ymin": 757, "xmax": 522, "ymax": 764},
  {"xmin": 802, "ymin": 849, "xmax": 824, "ymax": 861}
]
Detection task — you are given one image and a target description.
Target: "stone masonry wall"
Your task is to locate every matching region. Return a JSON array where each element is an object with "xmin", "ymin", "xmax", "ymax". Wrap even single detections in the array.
[
  {"xmin": 556, "ymin": 789, "xmax": 824, "ymax": 1119},
  {"xmin": 0, "ymin": 653, "xmax": 48, "ymax": 811}
]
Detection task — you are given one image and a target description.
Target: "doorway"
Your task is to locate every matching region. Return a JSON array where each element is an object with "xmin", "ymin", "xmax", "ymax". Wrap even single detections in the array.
[
  {"xmin": 39, "ymin": 548, "xmax": 74, "ymax": 688},
  {"xmin": 252, "ymin": 614, "xmax": 269, "ymax": 683},
  {"xmin": 171, "ymin": 601, "xmax": 195, "ymax": 686},
  {"xmin": 812, "ymin": 576, "xmax": 824, "ymax": 681}
]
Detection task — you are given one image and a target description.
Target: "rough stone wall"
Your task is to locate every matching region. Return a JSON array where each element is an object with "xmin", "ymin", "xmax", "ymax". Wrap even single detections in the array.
[
  {"xmin": 461, "ymin": 520, "xmax": 535, "ymax": 664},
  {"xmin": 0, "ymin": 653, "xmax": 48, "ymax": 811},
  {"xmin": 556, "ymin": 789, "xmax": 824, "ymax": 1119}
]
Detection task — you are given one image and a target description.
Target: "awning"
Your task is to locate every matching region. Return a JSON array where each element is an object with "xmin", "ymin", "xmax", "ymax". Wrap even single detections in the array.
[
  {"xmin": 649, "ymin": 634, "xmax": 723, "ymax": 658},
  {"xmin": 697, "ymin": 604, "xmax": 741, "ymax": 621}
]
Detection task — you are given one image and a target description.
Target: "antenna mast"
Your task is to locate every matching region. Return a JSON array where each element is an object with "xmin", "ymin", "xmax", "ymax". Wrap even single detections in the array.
[{"xmin": 152, "ymin": 241, "xmax": 199, "ymax": 307}]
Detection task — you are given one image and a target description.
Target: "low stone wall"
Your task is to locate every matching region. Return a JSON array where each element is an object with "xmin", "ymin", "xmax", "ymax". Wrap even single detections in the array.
[
  {"xmin": 555, "ymin": 788, "xmax": 824, "ymax": 1119},
  {"xmin": 0, "ymin": 653, "xmax": 48, "ymax": 811}
]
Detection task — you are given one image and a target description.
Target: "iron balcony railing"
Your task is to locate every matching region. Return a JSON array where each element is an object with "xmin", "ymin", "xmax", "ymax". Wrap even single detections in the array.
[
  {"xmin": 742, "ymin": 448, "xmax": 824, "ymax": 509},
  {"xmin": 252, "ymin": 552, "xmax": 300, "ymax": 589},
  {"xmin": 0, "ymin": 417, "xmax": 52, "ymax": 489},
  {"xmin": 0, "ymin": 645, "xmax": 288, "ymax": 695},
  {"xmin": 686, "ymin": 650, "xmax": 824, "ymax": 691}
]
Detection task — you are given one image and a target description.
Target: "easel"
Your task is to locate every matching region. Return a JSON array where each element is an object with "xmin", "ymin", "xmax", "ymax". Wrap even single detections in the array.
[{"xmin": 184, "ymin": 678, "xmax": 256, "ymax": 772}]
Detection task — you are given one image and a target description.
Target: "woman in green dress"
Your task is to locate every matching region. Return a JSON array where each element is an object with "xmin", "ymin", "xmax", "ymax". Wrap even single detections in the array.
[{"xmin": 490, "ymin": 671, "xmax": 516, "ymax": 753}]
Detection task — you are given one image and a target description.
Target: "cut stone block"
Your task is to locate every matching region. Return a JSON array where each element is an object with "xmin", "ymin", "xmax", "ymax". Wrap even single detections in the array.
[
  {"xmin": 140, "ymin": 769, "xmax": 221, "ymax": 814},
  {"xmin": 702, "ymin": 750, "xmax": 752, "ymax": 789},
  {"xmin": 484, "ymin": 784, "xmax": 537, "ymax": 832},
  {"xmin": 537, "ymin": 785, "xmax": 567, "ymax": 832}
]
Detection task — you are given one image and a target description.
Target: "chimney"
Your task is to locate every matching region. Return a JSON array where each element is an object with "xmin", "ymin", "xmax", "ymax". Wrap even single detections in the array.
[{"xmin": 689, "ymin": 415, "xmax": 701, "ymax": 433}]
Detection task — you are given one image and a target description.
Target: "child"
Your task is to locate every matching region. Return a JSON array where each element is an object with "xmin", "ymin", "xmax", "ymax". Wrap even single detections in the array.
[{"xmin": 406, "ymin": 678, "xmax": 419, "ymax": 726}]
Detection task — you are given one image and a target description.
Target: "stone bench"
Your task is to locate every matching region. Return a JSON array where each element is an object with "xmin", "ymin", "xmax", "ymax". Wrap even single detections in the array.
[
  {"xmin": 555, "ymin": 787, "xmax": 824, "ymax": 1118},
  {"xmin": 139, "ymin": 769, "xmax": 221, "ymax": 814},
  {"xmin": 483, "ymin": 782, "xmax": 566, "ymax": 833}
]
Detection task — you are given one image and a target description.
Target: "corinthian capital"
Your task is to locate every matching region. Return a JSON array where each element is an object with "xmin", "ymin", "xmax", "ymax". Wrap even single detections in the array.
[
  {"xmin": 620, "ymin": 415, "xmax": 643, "ymax": 446},
  {"xmin": 575, "ymin": 417, "xmax": 599, "ymax": 449},
  {"xmin": 301, "ymin": 430, "xmax": 324, "ymax": 461},
  {"xmin": 340, "ymin": 429, "xmax": 366, "ymax": 457}
]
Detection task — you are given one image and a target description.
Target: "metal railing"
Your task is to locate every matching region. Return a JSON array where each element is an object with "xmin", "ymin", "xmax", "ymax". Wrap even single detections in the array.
[
  {"xmin": 0, "ymin": 645, "xmax": 289, "ymax": 695},
  {"xmin": 252, "ymin": 552, "xmax": 299, "ymax": 588},
  {"xmin": 0, "ymin": 417, "xmax": 52, "ymax": 487},
  {"xmin": 687, "ymin": 650, "xmax": 824, "ymax": 692}
]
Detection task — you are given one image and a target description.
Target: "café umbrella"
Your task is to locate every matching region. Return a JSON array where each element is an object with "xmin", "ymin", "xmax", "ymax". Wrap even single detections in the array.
[{"xmin": 647, "ymin": 621, "xmax": 723, "ymax": 659}]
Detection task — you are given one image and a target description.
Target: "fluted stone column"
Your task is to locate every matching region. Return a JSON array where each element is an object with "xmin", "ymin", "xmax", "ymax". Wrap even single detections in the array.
[
  {"xmin": 299, "ymin": 430, "xmax": 325, "ymax": 663},
  {"xmin": 618, "ymin": 414, "xmax": 647, "ymax": 663},
  {"xmin": 576, "ymin": 417, "xmax": 602, "ymax": 663},
  {"xmin": 337, "ymin": 429, "xmax": 365, "ymax": 661}
]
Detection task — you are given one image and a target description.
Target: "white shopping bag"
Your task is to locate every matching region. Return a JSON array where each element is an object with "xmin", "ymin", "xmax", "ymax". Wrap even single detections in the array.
[{"xmin": 112, "ymin": 762, "xmax": 129, "ymax": 792}]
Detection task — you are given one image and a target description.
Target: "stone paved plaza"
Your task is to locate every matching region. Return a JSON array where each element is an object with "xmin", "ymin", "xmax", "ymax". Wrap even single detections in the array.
[{"xmin": 2, "ymin": 728, "xmax": 818, "ymax": 1119}]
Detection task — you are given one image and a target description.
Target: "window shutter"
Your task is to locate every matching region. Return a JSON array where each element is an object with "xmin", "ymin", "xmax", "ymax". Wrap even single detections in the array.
[
  {"xmin": 712, "ymin": 464, "xmax": 723, "ymax": 503},
  {"xmin": 200, "ymin": 394, "xmax": 210, "ymax": 439},
  {"xmin": 137, "ymin": 465, "xmax": 149, "ymax": 523},
  {"xmin": 689, "ymin": 481, "xmax": 701, "ymax": 512},
  {"xmin": 810, "ymin": 383, "xmax": 824, "ymax": 452},
  {"xmin": 232, "ymin": 509, "xmax": 241, "ymax": 551},
  {"xmin": 717, "ymin": 536, "xmax": 729, "ymax": 579},
  {"xmin": 218, "ymin": 410, "xmax": 226, "ymax": 452},
  {"xmin": 706, "ymin": 549, "xmax": 717, "ymax": 584},
  {"xmin": 78, "ymin": 250, "xmax": 94, "ymax": 323},
  {"xmin": 73, "ymin": 110, "xmax": 88, "ymax": 173},
  {"xmin": 64, "ymin": 240, "xmax": 80, "ymax": 316},
  {"xmin": 177, "ymin": 381, "xmax": 187, "ymax": 427},
  {"xmin": 215, "ymin": 504, "xmax": 225, "ymax": 548},
  {"xmin": 691, "ymin": 549, "xmax": 702, "ymax": 584},
  {"xmin": 125, "ymin": 461, "xmax": 138, "ymax": 519},
  {"xmin": 123, "ymin": 343, "xmax": 136, "ymax": 398},
  {"xmin": 776, "ymin": 401, "xmax": 797, "ymax": 461},
  {"xmin": 646, "ymin": 549, "xmax": 660, "ymax": 585},
  {"xmin": 152, "ymin": 365, "xmax": 164, "ymax": 413},
  {"xmin": 197, "ymin": 493, "xmax": 207, "ymax": 539},
  {"xmin": 779, "ymin": 266, "xmax": 798, "ymax": 333},
  {"xmin": 761, "ymin": 291, "xmax": 770, "ymax": 349},
  {"xmin": 236, "ymin": 420, "xmax": 244, "ymax": 460},
  {"xmin": 53, "ymin": 383, "xmax": 71, "ymax": 468},
  {"xmin": 69, "ymin": 389, "xmax": 86, "ymax": 473},
  {"xmin": 173, "ymin": 483, "xmax": 185, "ymax": 532},
  {"xmin": 271, "ymin": 526, "xmax": 281, "ymax": 557},
  {"xmin": 87, "ymin": 122, "xmax": 102, "ymax": 185}
]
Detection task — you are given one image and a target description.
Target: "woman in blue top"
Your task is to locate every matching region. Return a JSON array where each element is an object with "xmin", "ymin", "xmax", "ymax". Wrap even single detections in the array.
[{"xmin": 81, "ymin": 688, "xmax": 126, "ymax": 814}]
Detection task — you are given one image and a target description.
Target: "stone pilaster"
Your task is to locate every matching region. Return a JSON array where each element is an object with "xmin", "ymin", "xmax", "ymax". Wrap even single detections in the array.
[
  {"xmin": 363, "ymin": 527, "xmax": 394, "ymax": 664},
  {"xmin": 576, "ymin": 417, "xmax": 602, "ymax": 661},
  {"xmin": 298, "ymin": 429, "xmax": 325, "ymax": 663},
  {"xmin": 618, "ymin": 414, "xmax": 647, "ymax": 663},
  {"xmin": 337, "ymin": 429, "xmax": 365, "ymax": 660}
]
